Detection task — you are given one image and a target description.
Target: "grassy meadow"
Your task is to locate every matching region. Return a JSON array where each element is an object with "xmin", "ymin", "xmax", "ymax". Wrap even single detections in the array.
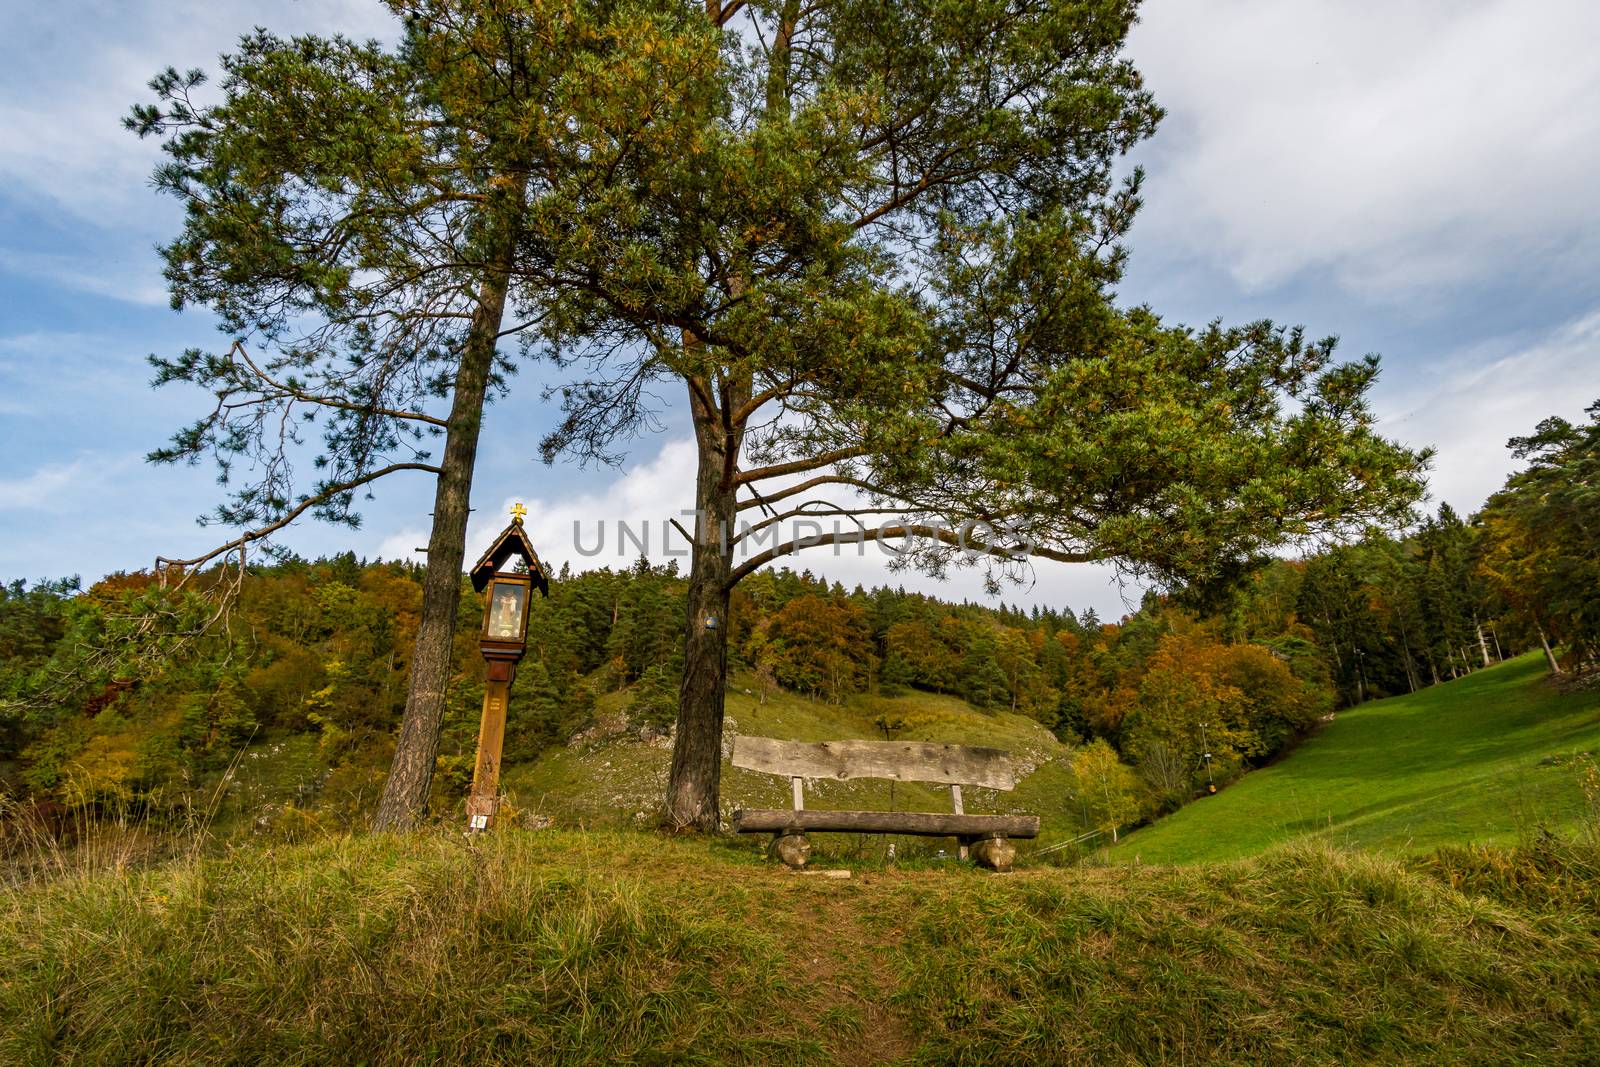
[
  {"xmin": 4, "ymin": 829, "xmax": 1600, "ymax": 1065},
  {"xmin": 8, "ymin": 643, "xmax": 1600, "ymax": 1064},
  {"xmin": 1116, "ymin": 653, "xmax": 1600, "ymax": 864}
]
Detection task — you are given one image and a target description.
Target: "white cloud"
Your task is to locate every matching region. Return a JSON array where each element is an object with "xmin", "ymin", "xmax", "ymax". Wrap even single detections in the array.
[
  {"xmin": 0, "ymin": 1, "xmax": 397, "ymax": 230},
  {"xmin": 0, "ymin": 460, "xmax": 91, "ymax": 510},
  {"xmin": 1378, "ymin": 308, "xmax": 1600, "ymax": 513},
  {"xmin": 0, "ymin": 453, "xmax": 137, "ymax": 511},
  {"xmin": 374, "ymin": 436, "xmax": 704, "ymax": 570},
  {"xmin": 0, "ymin": 3, "xmax": 402, "ymax": 325},
  {"xmin": 0, "ymin": 250, "xmax": 168, "ymax": 307},
  {"xmin": 1127, "ymin": 0, "xmax": 1600, "ymax": 296}
]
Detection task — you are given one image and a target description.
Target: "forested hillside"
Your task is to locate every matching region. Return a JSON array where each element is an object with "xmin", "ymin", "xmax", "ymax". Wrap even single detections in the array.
[
  {"xmin": 0, "ymin": 556, "xmax": 1322, "ymax": 836},
  {"xmin": 0, "ymin": 400, "xmax": 1595, "ymax": 841}
]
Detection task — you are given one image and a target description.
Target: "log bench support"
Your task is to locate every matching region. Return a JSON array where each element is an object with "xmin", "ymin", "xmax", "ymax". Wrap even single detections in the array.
[
  {"xmin": 764, "ymin": 829, "xmax": 1015, "ymax": 871},
  {"xmin": 773, "ymin": 831, "xmax": 811, "ymax": 868},
  {"xmin": 730, "ymin": 737, "xmax": 1041, "ymax": 872},
  {"xmin": 968, "ymin": 835, "xmax": 1016, "ymax": 871}
]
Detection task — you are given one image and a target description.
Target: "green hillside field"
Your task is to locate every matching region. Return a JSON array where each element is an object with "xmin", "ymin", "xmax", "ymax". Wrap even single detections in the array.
[
  {"xmin": 1115, "ymin": 653, "xmax": 1600, "ymax": 865},
  {"xmin": 202, "ymin": 670, "xmax": 1083, "ymax": 856}
]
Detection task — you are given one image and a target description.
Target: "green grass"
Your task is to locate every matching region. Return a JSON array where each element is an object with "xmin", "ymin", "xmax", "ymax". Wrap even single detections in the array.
[
  {"xmin": 5, "ymin": 829, "xmax": 1600, "ymax": 1064},
  {"xmin": 1116, "ymin": 653, "xmax": 1600, "ymax": 864}
]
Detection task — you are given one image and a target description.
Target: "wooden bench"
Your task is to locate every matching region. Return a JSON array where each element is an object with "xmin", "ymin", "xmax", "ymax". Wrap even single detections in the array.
[{"xmin": 730, "ymin": 736, "xmax": 1040, "ymax": 871}]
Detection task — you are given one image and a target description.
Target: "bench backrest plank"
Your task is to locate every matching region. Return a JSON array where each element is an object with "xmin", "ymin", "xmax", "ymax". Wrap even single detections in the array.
[{"xmin": 732, "ymin": 736, "xmax": 1017, "ymax": 791}]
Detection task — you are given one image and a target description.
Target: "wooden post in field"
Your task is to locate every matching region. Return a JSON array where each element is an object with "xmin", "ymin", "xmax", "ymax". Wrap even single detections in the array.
[
  {"xmin": 467, "ymin": 664, "xmax": 515, "ymax": 830},
  {"xmin": 951, "ymin": 784, "xmax": 968, "ymax": 861}
]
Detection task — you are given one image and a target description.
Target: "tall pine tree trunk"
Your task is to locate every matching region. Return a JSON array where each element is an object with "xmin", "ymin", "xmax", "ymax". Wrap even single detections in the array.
[
  {"xmin": 372, "ymin": 231, "xmax": 516, "ymax": 832},
  {"xmin": 1398, "ymin": 631, "xmax": 1420, "ymax": 693},
  {"xmin": 661, "ymin": 0, "xmax": 789, "ymax": 830},
  {"xmin": 666, "ymin": 366, "xmax": 749, "ymax": 830}
]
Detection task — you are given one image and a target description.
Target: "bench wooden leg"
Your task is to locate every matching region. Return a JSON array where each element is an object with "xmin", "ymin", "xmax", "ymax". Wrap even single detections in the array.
[
  {"xmin": 773, "ymin": 831, "xmax": 811, "ymax": 869},
  {"xmin": 968, "ymin": 834, "xmax": 1016, "ymax": 872}
]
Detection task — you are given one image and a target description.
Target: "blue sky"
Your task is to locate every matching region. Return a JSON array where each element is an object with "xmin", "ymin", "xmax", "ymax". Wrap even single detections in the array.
[{"xmin": 3, "ymin": 0, "xmax": 1599, "ymax": 617}]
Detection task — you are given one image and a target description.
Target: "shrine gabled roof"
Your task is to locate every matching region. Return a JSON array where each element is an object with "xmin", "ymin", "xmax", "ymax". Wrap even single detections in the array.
[{"xmin": 469, "ymin": 520, "xmax": 549, "ymax": 595}]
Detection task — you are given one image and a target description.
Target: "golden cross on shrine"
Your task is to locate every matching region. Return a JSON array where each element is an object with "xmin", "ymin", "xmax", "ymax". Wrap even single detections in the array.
[{"xmin": 510, "ymin": 502, "xmax": 528, "ymax": 524}]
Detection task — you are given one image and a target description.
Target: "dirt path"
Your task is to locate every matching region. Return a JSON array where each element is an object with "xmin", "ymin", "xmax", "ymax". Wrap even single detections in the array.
[{"xmin": 773, "ymin": 871, "xmax": 919, "ymax": 1065}]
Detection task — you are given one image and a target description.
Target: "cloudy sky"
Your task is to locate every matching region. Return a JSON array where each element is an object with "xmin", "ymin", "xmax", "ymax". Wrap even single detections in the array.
[{"xmin": 3, "ymin": 0, "xmax": 1599, "ymax": 617}]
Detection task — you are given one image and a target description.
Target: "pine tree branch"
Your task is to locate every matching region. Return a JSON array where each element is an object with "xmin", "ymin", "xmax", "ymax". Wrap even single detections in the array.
[
  {"xmin": 736, "ymin": 446, "xmax": 869, "ymax": 485},
  {"xmin": 732, "ymin": 502, "xmax": 910, "ymax": 542},
  {"xmin": 725, "ymin": 522, "xmax": 1095, "ymax": 587},
  {"xmin": 231, "ymin": 341, "xmax": 449, "ymax": 427},
  {"xmin": 736, "ymin": 474, "xmax": 893, "ymax": 512}
]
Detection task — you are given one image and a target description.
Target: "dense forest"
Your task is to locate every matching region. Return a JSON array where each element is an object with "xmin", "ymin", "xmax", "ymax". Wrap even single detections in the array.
[{"xmin": 3, "ymin": 402, "xmax": 1597, "ymax": 832}]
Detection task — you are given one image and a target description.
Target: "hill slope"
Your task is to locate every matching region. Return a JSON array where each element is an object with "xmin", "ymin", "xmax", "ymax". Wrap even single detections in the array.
[
  {"xmin": 210, "ymin": 671, "xmax": 1083, "ymax": 852},
  {"xmin": 1116, "ymin": 654, "xmax": 1600, "ymax": 864},
  {"xmin": 5, "ymin": 831, "xmax": 1599, "ymax": 1065},
  {"xmin": 492, "ymin": 674, "xmax": 1079, "ymax": 842}
]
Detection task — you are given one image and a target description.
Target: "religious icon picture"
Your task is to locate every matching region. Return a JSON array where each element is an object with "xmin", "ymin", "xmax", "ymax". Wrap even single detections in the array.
[{"xmin": 487, "ymin": 582, "xmax": 527, "ymax": 639}]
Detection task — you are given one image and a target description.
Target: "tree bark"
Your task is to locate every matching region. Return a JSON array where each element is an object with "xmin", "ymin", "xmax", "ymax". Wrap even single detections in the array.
[
  {"xmin": 1476, "ymin": 621, "xmax": 1492, "ymax": 668},
  {"xmin": 665, "ymin": 367, "xmax": 749, "ymax": 830},
  {"xmin": 372, "ymin": 232, "xmax": 516, "ymax": 832},
  {"xmin": 1398, "ymin": 631, "xmax": 1420, "ymax": 693},
  {"xmin": 661, "ymin": 0, "xmax": 784, "ymax": 830}
]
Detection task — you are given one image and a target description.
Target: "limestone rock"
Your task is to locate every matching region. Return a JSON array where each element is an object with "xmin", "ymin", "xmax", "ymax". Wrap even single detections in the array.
[
  {"xmin": 773, "ymin": 831, "xmax": 810, "ymax": 869},
  {"xmin": 970, "ymin": 836, "xmax": 1016, "ymax": 872}
]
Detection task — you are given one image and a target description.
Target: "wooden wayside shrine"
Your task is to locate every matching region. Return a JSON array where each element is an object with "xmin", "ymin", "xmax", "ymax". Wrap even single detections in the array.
[
  {"xmin": 731, "ymin": 737, "xmax": 1040, "ymax": 871},
  {"xmin": 464, "ymin": 504, "xmax": 549, "ymax": 832}
]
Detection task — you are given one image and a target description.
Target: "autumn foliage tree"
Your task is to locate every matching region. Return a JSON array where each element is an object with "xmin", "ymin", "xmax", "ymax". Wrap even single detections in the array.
[
  {"xmin": 1477, "ymin": 399, "xmax": 1600, "ymax": 669},
  {"xmin": 1070, "ymin": 739, "xmax": 1144, "ymax": 842},
  {"xmin": 762, "ymin": 594, "xmax": 874, "ymax": 702}
]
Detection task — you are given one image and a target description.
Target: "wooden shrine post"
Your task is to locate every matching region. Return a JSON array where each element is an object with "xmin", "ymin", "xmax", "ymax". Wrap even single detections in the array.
[{"xmin": 465, "ymin": 503, "xmax": 549, "ymax": 832}]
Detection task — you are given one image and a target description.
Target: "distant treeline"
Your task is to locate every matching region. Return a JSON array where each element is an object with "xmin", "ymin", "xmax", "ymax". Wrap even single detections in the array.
[
  {"xmin": 2, "ymin": 402, "xmax": 1596, "ymax": 825},
  {"xmin": 2, "ymin": 554, "xmax": 1331, "ymax": 821}
]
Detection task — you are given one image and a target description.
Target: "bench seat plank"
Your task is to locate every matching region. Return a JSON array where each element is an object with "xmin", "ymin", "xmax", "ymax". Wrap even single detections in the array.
[
  {"xmin": 733, "ymin": 808, "xmax": 1039, "ymax": 838},
  {"xmin": 732, "ymin": 737, "xmax": 1017, "ymax": 790}
]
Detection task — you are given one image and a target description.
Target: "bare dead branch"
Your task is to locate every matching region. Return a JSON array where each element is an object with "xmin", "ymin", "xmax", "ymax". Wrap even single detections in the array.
[
  {"xmin": 155, "ymin": 461, "xmax": 442, "ymax": 577},
  {"xmin": 231, "ymin": 341, "xmax": 449, "ymax": 427}
]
